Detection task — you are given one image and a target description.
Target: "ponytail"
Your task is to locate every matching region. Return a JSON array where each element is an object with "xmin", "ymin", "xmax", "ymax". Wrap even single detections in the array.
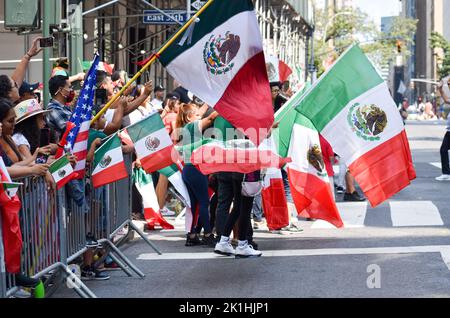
[{"xmin": 174, "ymin": 103, "xmax": 197, "ymax": 143}]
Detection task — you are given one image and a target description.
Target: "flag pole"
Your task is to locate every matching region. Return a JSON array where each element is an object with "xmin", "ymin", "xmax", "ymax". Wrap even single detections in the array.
[{"xmin": 91, "ymin": 0, "xmax": 215, "ymax": 125}]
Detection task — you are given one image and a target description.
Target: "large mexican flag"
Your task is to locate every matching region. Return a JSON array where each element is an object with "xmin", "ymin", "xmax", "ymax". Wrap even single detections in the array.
[
  {"xmin": 158, "ymin": 0, "xmax": 273, "ymax": 145},
  {"xmin": 295, "ymin": 45, "xmax": 416, "ymax": 207},
  {"xmin": 92, "ymin": 134, "xmax": 128, "ymax": 188}
]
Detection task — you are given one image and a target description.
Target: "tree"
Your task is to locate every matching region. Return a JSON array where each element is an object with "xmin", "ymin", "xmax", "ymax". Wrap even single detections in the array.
[
  {"xmin": 313, "ymin": 5, "xmax": 417, "ymax": 76},
  {"xmin": 430, "ymin": 31, "xmax": 450, "ymax": 79}
]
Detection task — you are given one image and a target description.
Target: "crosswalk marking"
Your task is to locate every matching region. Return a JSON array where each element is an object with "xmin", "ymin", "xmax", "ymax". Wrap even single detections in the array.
[
  {"xmin": 430, "ymin": 162, "xmax": 442, "ymax": 169},
  {"xmin": 137, "ymin": 245, "xmax": 450, "ymax": 270},
  {"xmin": 390, "ymin": 201, "xmax": 444, "ymax": 227},
  {"xmin": 311, "ymin": 202, "xmax": 368, "ymax": 229}
]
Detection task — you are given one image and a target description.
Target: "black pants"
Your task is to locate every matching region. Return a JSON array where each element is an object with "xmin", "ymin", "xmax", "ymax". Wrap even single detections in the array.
[
  {"xmin": 223, "ymin": 173, "xmax": 254, "ymax": 241},
  {"xmin": 440, "ymin": 132, "xmax": 450, "ymax": 174}
]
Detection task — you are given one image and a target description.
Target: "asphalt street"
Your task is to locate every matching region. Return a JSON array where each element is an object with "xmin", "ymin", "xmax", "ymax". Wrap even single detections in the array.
[{"xmin": 54, "ymin": 120, "xmax": 450, "ymax": 298}]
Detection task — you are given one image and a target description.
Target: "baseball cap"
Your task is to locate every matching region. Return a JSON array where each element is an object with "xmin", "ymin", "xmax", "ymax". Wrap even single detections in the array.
[
  {"xmin": 154, "ymin": 85, "xmax": 165, "ymax": 93},
  {"xmin": 19, "ymin": 81, "xmax": 40, "ymax": 97},
  {"xmin": 166, "ymin": 92, "xmax": 180, "ymax": 100}
]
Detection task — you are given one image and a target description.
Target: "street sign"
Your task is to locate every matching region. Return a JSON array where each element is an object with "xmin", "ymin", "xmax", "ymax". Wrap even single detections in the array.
[
  {"xmin": 143, "ymin": 10, "xmax": 189, "ymax": 25},
  {"xmin": 191, "ymin": 0, "xmax": 207, "ymax": 11},
  {"xmin": 4, "ymin": 0, "xmax": 40, "ymax": 30}
]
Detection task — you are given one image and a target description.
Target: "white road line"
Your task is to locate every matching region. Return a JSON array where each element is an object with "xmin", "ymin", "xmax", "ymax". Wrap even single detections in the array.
[
  {"xmin": 430, "ymin": 162, "xmax": 442, "ymax": 169},
  {"xmin": 390, "ymin": 201, "xmax": 444, "ymax": 227},
  {"xmin": 137, "ymin": 245, "xmax": 450, "ymax": 270},
  {"xmin": 311, "ymin": 202, "xmax": 368, "ymax": 229}
]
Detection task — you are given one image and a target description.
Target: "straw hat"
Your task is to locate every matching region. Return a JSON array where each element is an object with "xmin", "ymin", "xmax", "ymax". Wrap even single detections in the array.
[{"xmin": 14, "ymin": 99, "xmax": 51, "ymax": 124}]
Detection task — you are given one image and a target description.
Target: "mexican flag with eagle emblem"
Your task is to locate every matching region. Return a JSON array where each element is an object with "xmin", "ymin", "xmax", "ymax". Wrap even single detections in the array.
[
  {"xmin": 158, "ymin": 0, "xmax": 273, "ymax": 145},
  {"xmin": 292, "ymin": 45, "xmax": 416, "ymax": 207},
  {"xmin": 92, "ymin": 133, "xmax": 128, "ymax": 189},
  {"xmin": 127, "ymin": 113, "xmax": 176, "ymax": 173}
]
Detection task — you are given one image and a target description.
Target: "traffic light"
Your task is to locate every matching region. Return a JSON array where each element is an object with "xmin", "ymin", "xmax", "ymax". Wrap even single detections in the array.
[{"xmin": 396, "ymin": 40, "xmax": 402, "ymax": 53}]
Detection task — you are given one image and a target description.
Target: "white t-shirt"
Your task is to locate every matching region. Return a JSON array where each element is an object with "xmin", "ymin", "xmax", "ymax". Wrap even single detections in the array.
[
  {"xmin": 12, "ymin": 133, "xmax": 31, "ymax": 149},
  {"xmin": 150, "ymin": 98, "xmax": 163, "ymax": 111}
]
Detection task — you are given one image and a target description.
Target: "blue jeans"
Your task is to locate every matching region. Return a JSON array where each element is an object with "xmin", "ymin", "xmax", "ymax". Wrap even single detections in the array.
[
  {"xmin": 182, "ymin": 164, "xmax": 212, "ymax": 234},
  {"xmin": 252, "ymin": 194, "xmax": 263, "ymax": 222},
  {"xmin": 281, "ymin": 169, "xmax": 293, "ymax": 203},
  {"xmin": 66, "ymin": 179, "xmax": 89, "ymax": 214}
]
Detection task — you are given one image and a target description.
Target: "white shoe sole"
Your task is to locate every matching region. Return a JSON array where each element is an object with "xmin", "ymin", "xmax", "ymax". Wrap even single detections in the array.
[
  {"xmin": 235, "ymin": 253, "xmax": 262, "ymax": 258},
  {"xmin": 214, "ymin": 250, "xmax": 234, "ymax": 256}
]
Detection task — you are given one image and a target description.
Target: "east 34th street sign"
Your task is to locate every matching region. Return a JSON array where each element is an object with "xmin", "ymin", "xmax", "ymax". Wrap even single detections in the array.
[{"xmin": 143, "ymin": 10, "xmax": 190, "ymax": 25}]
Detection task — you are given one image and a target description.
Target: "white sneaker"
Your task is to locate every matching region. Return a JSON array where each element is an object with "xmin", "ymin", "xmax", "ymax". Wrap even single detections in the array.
[
  {"xmin": 435, "ymin": 174, "xmax": 450, "ymax": 181},
  {"xmin": 160, "ymin": 207, "xmax": 176, "ymax": 216},
  {"xmin": 235, "ymin": 242, "xmax": 262, "ymax": 258},
  {"xmin": 214, "ymin": 242, "xmax": 235, "ymax": 256}
]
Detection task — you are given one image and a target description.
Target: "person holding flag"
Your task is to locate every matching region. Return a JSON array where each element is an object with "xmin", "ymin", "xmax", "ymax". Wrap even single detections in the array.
[{"xmin": 176, "ymin": 103, "xmax": 219, "ymax": 247}]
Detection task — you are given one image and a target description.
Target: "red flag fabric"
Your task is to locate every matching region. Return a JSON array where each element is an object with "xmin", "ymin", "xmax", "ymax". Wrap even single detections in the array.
[
  {"xmin": 261, "ymin": 169, "xmax": 289, "ymax": 231},
  {"xmin": 0, "ymin": 169, "xmax": 22, "ymax": 274},
  {"xmin": 55, "ymin": 121, "xmax": 76, "ymax": 159}
]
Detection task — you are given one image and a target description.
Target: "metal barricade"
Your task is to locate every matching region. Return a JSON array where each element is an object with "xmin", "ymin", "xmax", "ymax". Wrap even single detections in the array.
[
  {"xmin": 0, "ymin": 209, "xmax": 7, "ymax": 298},
  {"xmin": 2, "ymin": 177, "xmax": 95, "ymax": 298},
  {"xmin": 1, "ymin": 153, "xmax": 163, "ymax": 298}
]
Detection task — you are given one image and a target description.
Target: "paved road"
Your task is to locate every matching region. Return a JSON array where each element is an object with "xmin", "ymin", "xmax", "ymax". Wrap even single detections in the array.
[{"xmin": 56, "ymin": 121, "xmax": 450, "ymax": 298}]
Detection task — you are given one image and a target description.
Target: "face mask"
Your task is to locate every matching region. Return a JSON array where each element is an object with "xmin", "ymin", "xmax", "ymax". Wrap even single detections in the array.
[{"xmin": 64, "ymin": 89, "xmax": 75, "ymax": 104}]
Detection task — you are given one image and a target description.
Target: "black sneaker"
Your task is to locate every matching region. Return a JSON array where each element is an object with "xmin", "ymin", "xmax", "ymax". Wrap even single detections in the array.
[
  {"xmin": 185, "ymin": 234, "xmax": 204, "ymax": 246},
  {"xmin": 343, "ymin": 191, "xmax": 366, "ymax": 202},
  {"xmin": 14, "ymin": 273, "xmax": 41, "ymax": 288},
  {"xmin": 201, "ymin": 234, "xmax": 217, "ymax": 247},
  {"xmin": 81, "ymin": 267, "xmax": 110, "ymax": 281},
  {"xmin": 86, "ymin": 233, "xmax": 99, "ymax": 248},
  {"xmin": 336, "ymin": 186, "xmax": 345, "ymax": 194}
]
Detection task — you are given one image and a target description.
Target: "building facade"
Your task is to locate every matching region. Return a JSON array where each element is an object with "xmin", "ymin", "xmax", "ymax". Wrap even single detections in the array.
[{"xmin": 0, "ymin": 0, "xmax": 314, "ymax": 93}]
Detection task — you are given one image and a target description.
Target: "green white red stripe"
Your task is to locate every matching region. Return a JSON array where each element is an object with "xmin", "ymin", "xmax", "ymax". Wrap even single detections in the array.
[
  {"xmin": 49, "ymin": 155, "xmax": 77, "ymax": 190},
  {"xmin": 159, "ymin": 164, "xmax": 191, "ymax": 208},
  {"xmin": 278, "ymin": 110, "xmax": 343, "ymax": 228},
  {"xmin": 159, "ymin": 0, "xmax": 273, "ymax": 144},
  {"xmin": 261, "ymin": 168, "xmax": 290, "ymax": 231},
  {"xmin": 133, "ymin": 167, "xmax": 173, "ymax": 230},
  {"xmin": 265, "ymin": 55, "xmax": 293, "ymax": 83},
  {"xmin": 92, "ymin": 134, "xmax": 128, "ymax": 188},
  {"xmin": 189, "ymin": 138, "xmax": 291, "ymax": 175},
  {"xmin": 127, "ymin": 113, "xmax": 175, "ymax": 173},
  {"xmin": 294, "ymin": 45, "xmax": 415, "ymax": 207}
]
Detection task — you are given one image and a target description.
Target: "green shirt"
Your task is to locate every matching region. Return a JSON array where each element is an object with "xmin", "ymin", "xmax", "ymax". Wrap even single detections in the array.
[
  {"xmin": 88, "ymin": 128, "xmax": 107, "ymax": 150},
  {"xmin": 213, "ymin": 116, "xmax": 243, "ymax": 142},
  {"xmin": 181, "ymin": 121, "xmax": 202, "ymax": 165}
]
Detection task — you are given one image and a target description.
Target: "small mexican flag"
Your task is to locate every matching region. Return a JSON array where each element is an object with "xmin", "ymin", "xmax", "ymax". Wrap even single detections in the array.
[
  {"xmin": 265, "ymin": 55, "xmax": 293, "ymax": 83},
  {"xmin": 189, "ymin": 138, "xmax": 291, "ymax": 175},
  {"xmin": 295, "ymin": 45, "xmax": 416, "ymax": 207},
  {"xmin": 49, "ymin": 155, "xmax": 77, "ymax": 190},
  {"xmin": 133, "ymin": 167, "xmax": 174, "ymax": 230},
  {"xmin": 0, "ymin": 157, "xmax": 21, "ymax": 198},
  {"xmin": 92, "ymin": 134, "xmax": 128, "ymax": 188},
  {"xmin": 0, "ymin": 182, "xmax": 22, "ymax": 198},
  {"xmin": 159, "ymin": 163, "xmax": 191, "ymax": 208},
  {"xmin": 127, "ymin": 113, "xmax": 175, "ymax": 173},
  {"xmin": 159, "ymin": 0, "xmax": 274, "ymax": 145}
]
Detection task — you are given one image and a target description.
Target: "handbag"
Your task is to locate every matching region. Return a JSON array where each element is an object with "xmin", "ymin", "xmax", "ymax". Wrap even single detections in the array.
[{"xmin": 241, "ymin": 170, "xmax": 263, "ymax": 197}]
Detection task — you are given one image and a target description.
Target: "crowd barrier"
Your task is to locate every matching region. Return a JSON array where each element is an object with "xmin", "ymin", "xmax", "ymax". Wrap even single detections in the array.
[{"xmin": 0, "ymin": 154, "xmax": 161, "ymax": 298}]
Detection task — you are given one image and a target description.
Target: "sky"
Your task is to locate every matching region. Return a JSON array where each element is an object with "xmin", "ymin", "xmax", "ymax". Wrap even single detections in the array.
[{"xmin": 353, "ymin": 0, "xmax": 401, "ymax": 28}]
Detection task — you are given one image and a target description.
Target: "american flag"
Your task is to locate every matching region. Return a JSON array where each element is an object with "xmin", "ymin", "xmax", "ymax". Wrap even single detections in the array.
[{"xmin": 67, "ymin": 53, "xmax": 100, "ymax": 179}]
